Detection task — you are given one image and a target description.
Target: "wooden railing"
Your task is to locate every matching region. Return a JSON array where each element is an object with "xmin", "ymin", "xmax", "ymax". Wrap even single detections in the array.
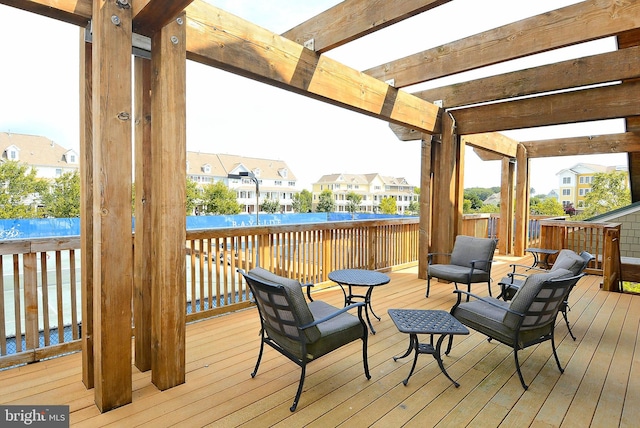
[
  {"xmin": 0, "ymin": 218, "xmax": 419, "ymax": 367},
  {"xmin": 539, "ymin": 220, "xmax": 622, "ymax": 291}
]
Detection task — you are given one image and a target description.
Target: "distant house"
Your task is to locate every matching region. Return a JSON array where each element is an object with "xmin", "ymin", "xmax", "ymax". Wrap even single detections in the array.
[
  {"xmin": 483, "ymin": 193, "xmax": 501, "ymax": 206},
  {"xmin": 311, "ymin": 173, "xmax": 417, "ymax": 214},
  {"xmin": 556, "ymin": 163, "xmax": 629, "ymax": 212},
  {"xmin": 186, "ymin": 152, "xmax": 297, "ymax": 214},
  {"xmin": 0, "ymin": 132, "xmax": 79, "ymax": 179}
]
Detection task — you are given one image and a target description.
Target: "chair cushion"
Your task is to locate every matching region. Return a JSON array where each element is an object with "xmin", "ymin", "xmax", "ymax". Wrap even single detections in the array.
[
  {"xmin": 248, "ymin": 267, "xmax": 321, "ymax": 343},
  {"xmin": 428, "ymin": 264, "xmax": 489, "ymax": 284},
  {"xmin": 550, "ymin": 249, "xmax": 587, "ymax": 275},
  {"xmin": 306, "ymin": 300, "xmax": 364, "ymax": 360},
  {"xmin": 450, "ymin": 236, "xmax": 496, "ymax": 271}
]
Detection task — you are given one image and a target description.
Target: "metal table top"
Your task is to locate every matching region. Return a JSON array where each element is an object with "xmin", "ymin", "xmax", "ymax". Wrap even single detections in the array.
[
  {"xmin": 328, "ymin": 269, "xmax": 390, "ymax": 287},
  {"xmin": 388, "ymin": 309, "xmax": 469, "ymax": 336}
]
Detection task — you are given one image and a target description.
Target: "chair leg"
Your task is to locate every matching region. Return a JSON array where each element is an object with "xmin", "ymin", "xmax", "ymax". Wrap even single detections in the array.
[
  {"xmin": 513, "ymin": 348, "xmax": 529, "ymax": 390},
  {"xmin": 551, "ymin": 333, "xmax": 565, "ymax": 374},
  {"xmin": 251, "ymin": 335, "xmax": 265, "ymax": 378},
  {"xmin": 487, "ymin": 280, "xmax": 492, "ymax": 297},
  {"xmin": 362, "ymin": 334, "xmax": 371, "ymax": 380},
  {"xmin": 561, "ymin": 303, "xmax": 576, "ymax": 341},
  {"xmin": 290, "ymin": 365, "xmax": 306, "ymax": 412},
  {"xmin": 426, "ymin": 276, "xmax": 431, "ymax": 297}
]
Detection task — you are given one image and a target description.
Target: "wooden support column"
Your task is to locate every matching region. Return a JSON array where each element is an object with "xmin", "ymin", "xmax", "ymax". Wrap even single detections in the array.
[
  {"xmin": 499, "ymin": 158, "xmax": 515, "ymax": 255},
  {"xmin": 79, "ymin": 26, "xmax": 94, "ymax": 390},
  {"xmin": 92, "ymin": 0, "xmax": 133, "ymax": 411},
  {"xmin": 417, "ymin": 136, "xmax": 432, "ymax": 280},
  {"xmin": 455, "ymin": 136, "xmax": 465, "ymax": 235},
  {"xmin": 134, "ymin": 56, "xmax": 152, "ymax": 372},
  {"xmin": 430, "ymin": 113, "xmax": 459, "ymax": 261},
  {"xmin": 150, "ymin": 13, "xmax": 187, "ymax": 390},
  {"xmin": 514, "ymin": 145, "xmax": 530, "ymax": 256}
]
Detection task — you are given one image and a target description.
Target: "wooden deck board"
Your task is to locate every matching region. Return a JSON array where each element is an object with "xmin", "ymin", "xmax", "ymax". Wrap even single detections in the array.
[{"xmin": 0, "ymin": 257, "xmax": 637, "ymax": 427}]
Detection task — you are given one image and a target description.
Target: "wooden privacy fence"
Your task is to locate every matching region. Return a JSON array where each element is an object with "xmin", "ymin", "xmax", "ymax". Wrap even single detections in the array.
[{"xmin": 0, "ymin": 217, "xmax": 419, "ymax": 367}]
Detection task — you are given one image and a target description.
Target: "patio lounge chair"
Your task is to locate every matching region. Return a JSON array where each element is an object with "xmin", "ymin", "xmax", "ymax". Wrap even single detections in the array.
[
  {"xmin": 426, "ymin": 235, "xmax": 497, "ymax": 298},
  {"xmin": 498, "ymin": 249, "xmax": 594, "ymax": 340},
  {"xmin": 239, "ymin": 267, "xmax": 370, "ymax": 411},
  {"xmin": 449, "ymin": 269, "xmax": 583, "ymax": 389}
]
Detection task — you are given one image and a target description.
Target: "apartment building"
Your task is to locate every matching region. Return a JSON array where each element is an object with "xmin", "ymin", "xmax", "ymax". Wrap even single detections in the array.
[
  {"xmin": 311, "ymin": 173, "xmax": 417, "ymax": 214},
  {"xmin": 1, "ymin": 132, "xmax": 79, "ymax": 178},
  {"xmin": 187, "ymin": 152, "xmax": 297, "ymax": 214},
  {"xmin": 556, "ymin": 163, "xmax": 629, "ymax": 211}
]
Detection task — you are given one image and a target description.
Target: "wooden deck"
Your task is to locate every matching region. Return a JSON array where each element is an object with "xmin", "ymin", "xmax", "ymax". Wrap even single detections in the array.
[{"xmin": 1, "ymin": 255, "xmax": 638, "ymax": 427}]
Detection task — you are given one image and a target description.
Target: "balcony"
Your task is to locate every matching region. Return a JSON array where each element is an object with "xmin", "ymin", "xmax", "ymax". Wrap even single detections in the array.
[{"xmin": 1, "ymin": 261, "xmax": 636, "ymax": 426}]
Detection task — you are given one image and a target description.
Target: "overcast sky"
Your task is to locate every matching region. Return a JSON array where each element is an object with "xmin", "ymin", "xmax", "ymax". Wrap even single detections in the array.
[{"xmin": 0, "ymin": 1, "xmax": 628, "ymax": 195}]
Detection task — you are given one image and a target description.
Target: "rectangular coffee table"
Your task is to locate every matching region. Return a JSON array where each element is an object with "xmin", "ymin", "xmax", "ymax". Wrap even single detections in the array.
[{"xmin": 388, "ymin": 309, "xmax": 469, "ymax": 387}]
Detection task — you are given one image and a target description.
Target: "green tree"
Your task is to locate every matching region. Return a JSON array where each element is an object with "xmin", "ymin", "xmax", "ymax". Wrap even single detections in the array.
[
  {"xmin": 41, "ymin": 170, "xmax": 80, "ymax": 217},
  {"xmin": 201, "ymin": 181, "xmax": 241, "ymax": 215},
  {"xmin": 345, "ymin": 192, "xmax": 362, "ymax": 214},
  {"xmin": 186, "ymin": 178, "xmax": 200, "ymax": 215},
  {"xmin": 316, "ymin": 189, "xmax": 335, "ymax": 212},
  {"xmin": 530, "ymin": 195, "xmax": 565, "ymax": 216},
  {"xmin": 379, "ymin": 197, "xmax": 397, "ymax": 214},
  {"xmin": 292, "ymin": 189, "xmax": 312, "ymax": 213},
  {"xmin": 580, "ymin": 171, "xmax": 631, "ymax": 218},
  {"xmin": 463, "ymin": 192, "xmax": 483, "ymax": 210},
  {"xmin": 261, "ymin": 197, "xmax": 280, "ymax": 213},
  {"xmin": 0, "ymin": 161, "xmax": 47, "ymax": 219},
  {"xmin": 407, "ymin": 200, "xmax": 420, "ymax": 215}
]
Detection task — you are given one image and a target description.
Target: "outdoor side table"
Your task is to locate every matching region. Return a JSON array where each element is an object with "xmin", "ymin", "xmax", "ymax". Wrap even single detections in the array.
[
  {"xmin": 388, "ymin": 309, "xmax": 469, "ymax": 387},
  {"xmin": 525, "ymin": 247, "xmax": 558, "ymax": 269},
  {"xmin": 328, "ymin": 269, "xmax": 390, "ymax": 334}
]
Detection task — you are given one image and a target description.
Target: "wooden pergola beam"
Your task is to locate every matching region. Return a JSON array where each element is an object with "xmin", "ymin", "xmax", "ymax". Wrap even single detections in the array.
[
  {"xmin": 364, "ymin": 0, "xmax": 640, "ymax": 88},
  {"xmin": 522, "ymin": 132, "xmax": 640, "ymax": 158},
  {"xmin": 132, "ymin": 0, "xmax": 194, "ymax": 35},
  {"xmin": 281, "ymin": 0, "xmax": 452, "ymax": 53},
  {"xmin": 453, "ymin": 80, "xmax": 640, "ymax": 135},
  {"xmin": 414, "ymin": 45, "xmax": 640, "ymax": 109},
  {"xmin": 0, "ymin": 0, "xmax": 91, "ymax": 26},
  {"xmin": 184, "ymin": 1, "xmax": 440, "ymax": 134},
  {"xmin": 461, "ymin": 132, "xmax": 518, "ymax": 159}
]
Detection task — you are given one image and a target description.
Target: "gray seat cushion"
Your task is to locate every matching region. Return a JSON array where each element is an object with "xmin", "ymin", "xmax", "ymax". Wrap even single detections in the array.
[
  {"xmin": 550, "ymin": 249, "xmax": 587, "ymax": 275},
  {"xmin": 428, "ymin": 264, "xmax": 489, "ymax": 283}
]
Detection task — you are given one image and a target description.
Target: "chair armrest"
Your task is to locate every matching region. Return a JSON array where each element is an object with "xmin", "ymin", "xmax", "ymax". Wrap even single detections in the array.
[
  {"xmin": 427, "ymin": 252, "xmax": 451, "ymax": 264},
  {"xmin": 301, "ymin": 282, "xmax": 314, "ymax": 302},
  {"xmin": 451, "ymin": 290, "xmax": 524, "ymax": 317},
  {"xmin": 508, "ymin": 263, "xmax": 547, "ymax": 273},
  {"xmin": 299, "ymin": 302, "xmax": 366, "ymax": 330}
]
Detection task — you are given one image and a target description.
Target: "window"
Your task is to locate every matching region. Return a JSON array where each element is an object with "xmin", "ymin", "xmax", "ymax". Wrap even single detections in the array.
[
  {"xmin": 562, "ymin": 177, "xmax": 571, "ymax": 184},
  {"xmin": 579, "ymin": 176, "xmax": 592, "ymax": 184},
  {"xmin": 562, "ymin": 200, "xmax": 571, "ymax": 207},
  {"xmin": 9, "ymin": 150, "xmax": 17, "ymax": 160},
  {"xmin": 55, "ymin": 168, "xmax": 62, "ymax": 177},
  {"xmin": 562, "ymin": 189, "xmax": 571, "ymax": 196},
  {"xmin": 288, "ymin": 181, "xmax": 295, "ymax": 187},
  {"xmin": 274, "ymin": 180, "xmax": 282, "ymax": 186},
  {"xmin": 579, "ymin": 188, "xmax": 591, "ymax": 196}
]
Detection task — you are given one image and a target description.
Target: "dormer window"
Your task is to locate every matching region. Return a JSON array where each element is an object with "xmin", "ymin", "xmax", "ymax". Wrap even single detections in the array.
[
  {"xmin": 278, "ymin": 168, "xmax": 288, "ymax": 178},
  {"xmin": 253, "ymin": 168, "xmax": 261, "ymax": 177},
  {"xmin": 202, "ymin": 164, "xmax": 211, "ymax": 174},
  {"xmin": 64, "ymin": 150, "xmax": 78, "ymax": 164},
  {"xmin": 5, "ymin": 145, "xmax": 19, "ymax": 161}
]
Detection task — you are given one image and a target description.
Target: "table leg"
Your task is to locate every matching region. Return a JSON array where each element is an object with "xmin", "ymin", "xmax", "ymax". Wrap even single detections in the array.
[
  {"xmin": 434, "ymin": 334, "xmax": 460, "ymax": 387},
  {"xmin": 530, "ymin": 251, "xmax": 540, "ymax": 268},
  {"xmin": 365, "ymin": 286, "xmax": 381, "ymax": 321},
  {"xmin": 402, "ymin": 334, "xmax": 420, "ymax": 386}
]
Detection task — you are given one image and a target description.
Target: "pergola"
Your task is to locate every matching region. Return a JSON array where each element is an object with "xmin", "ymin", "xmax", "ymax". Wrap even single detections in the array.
[{"xmin": 3, "ymin": 0, "xmax": 639, "ymax": 412}]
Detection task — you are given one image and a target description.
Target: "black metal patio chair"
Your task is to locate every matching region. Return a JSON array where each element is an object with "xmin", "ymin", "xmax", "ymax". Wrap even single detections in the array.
[
  {"xmin": 426, "ymin": 235, "xmax": 497, "ymax": 298},
  {"xmin": 498, "ymin": 249, "xmax": 594, "ymax": 340},
  {"xmin": 449, "ymin": 270, "xmax": 584, "ymax": 389},
  {"xmin": 239, "ymin": 267, "xmax": 370, "ymax": 411}
]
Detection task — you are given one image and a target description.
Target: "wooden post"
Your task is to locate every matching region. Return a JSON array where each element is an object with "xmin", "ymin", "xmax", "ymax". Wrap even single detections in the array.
[
  {"xmin": 499, "ymin": 157, "xmax": 515, "ymax": 255},
  {"xmin": 91, "ymin": 0, "xmax": 133, "ymax": 411},
  {"xmin": 79, "ymin": 26, "xmax": 94, "ymax": 390},
  {"xmin": 431, "ymin": 113, "xmax": 459, "ymax": 261},
  {"xmin": 417, "ymin": 136, "xmax": 432, "ymax": 280},
  {"xmin": 23, "ymin": 253, "xmax": 38, "ymax": 350},
  {"xmin": 514, "ymin": 144, "xmax": 530, "ymax": 256},
  {"xmin": 150, "ymin": 13, "xmax": 187, "ymax": 390},
  {"xmin": 134, "ymin": 56, "xmax": 153, "ymax": 372}
]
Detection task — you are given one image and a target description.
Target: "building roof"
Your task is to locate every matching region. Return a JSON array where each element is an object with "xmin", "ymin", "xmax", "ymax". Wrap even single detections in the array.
[
  {"xmin": 556, "ymin": 163, "xmax": 628, "ymax": 176},
  {"xmin": 314, "ymin": 173, "xmax": 414, "ymax": 188},
  {"xmin": 186, "ymin": 152, "xmax": 296, "ymax": 181},
  {"xmin": 0, "ymin": 132, "xmax": 77, "ymax": 168}
]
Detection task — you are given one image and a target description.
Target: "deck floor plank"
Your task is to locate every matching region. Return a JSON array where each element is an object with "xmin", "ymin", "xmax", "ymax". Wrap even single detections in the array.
[{"xmin": 0, "ymin": 258, "xmax": 635, "ymax": 427}]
